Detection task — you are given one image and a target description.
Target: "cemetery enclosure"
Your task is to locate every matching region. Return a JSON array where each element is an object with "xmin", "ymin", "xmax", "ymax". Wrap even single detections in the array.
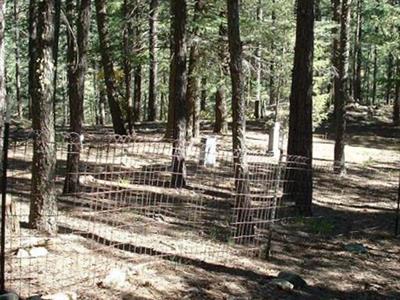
[
  {"xmin": 2, "ymin": 132, "xmax": 307, "ymax": 297},
  {"xmin": 0, "ymin": 130, "xmax": 398, "ymax": 299}
]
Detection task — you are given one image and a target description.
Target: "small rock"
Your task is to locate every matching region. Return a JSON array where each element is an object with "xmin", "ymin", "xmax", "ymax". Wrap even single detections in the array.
[
  {"xmin": 297, "ymin": 231, "xmax": 310, "ymax": 238},
  {"xmin": 277, "ymin": 271, "xmax": 307, "ymax": 289},
  {"xmin": 79, "ymin": 175, "xmax": 95, "ymax": 184},
  {"xmin": 15, "ymin": 249, "xmax": 29, "ymax": 258},
  {"xmin": 0, "ymin": 293, "xmax": 19, "ymax": 300},
  {"xmin": 271, "ymin": 278, "xmax": 294, "ymax": 291},
  {"xmin": 344, "ymin": 243, "xmax": 368, "ymax": 254},
  {"xmin": 101, "ymin": 268, "xmax": 128, "ymax": 289},
  {"xmin": 29, "ymin": 247, "xmax": 48, "ymax": 258},
  {"xmin": 42, "ymin": 292, "xmax": 77, "ymax": 300}
]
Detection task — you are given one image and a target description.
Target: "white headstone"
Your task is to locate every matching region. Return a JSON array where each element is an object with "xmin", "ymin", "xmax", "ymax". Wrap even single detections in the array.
[
  {"xmin": 201, "ymin": 136, "xmax": 217, "ymax": 167},
  {"xmin": 268, "ymin": 122, "xmax": 280, "ymax": 158}
]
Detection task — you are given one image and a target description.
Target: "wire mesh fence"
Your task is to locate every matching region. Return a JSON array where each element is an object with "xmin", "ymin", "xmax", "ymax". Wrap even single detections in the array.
[
  {"xmin": 1, "ymin": 129, "xmax": 398, "ymax": 297},
  {"xmin": 1, "ymin": 131, "xmax": 310, "ymax": 297}
]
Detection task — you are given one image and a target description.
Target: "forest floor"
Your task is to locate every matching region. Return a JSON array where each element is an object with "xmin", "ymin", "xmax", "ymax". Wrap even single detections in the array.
[{"xmin": 5, "ymin": 104, "xmax": 400, "ymax": 300}]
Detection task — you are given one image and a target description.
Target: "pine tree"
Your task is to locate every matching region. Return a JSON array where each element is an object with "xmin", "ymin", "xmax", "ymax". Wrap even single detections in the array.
[
  {"xmin": 29, "ymin": 0, "xmax": 57, "ymax": 234},
  {"xmin": 227, "ymin": 0, "xmax": 253, "ymax": 242},
  {"xmin": 95, "ymin": 0, "xmax": 127, "ymax": 135},
  {"xmin": 334, "ymin": 0, "xmax": 352, "ymax": 174},
  {"xmin": 287, "ymin": 0, "xmax": 315, "ymax": 215},
  {"xmin": 170, "ymin": 0, "xmax": 188, "ymax": 188},
  {"xmin": 148, "ymin": 0, "xmax": 159, "ymax": 121},
  {"xmin": 64, "ymin": 0, "xmax": 92, "ymax": 194}
]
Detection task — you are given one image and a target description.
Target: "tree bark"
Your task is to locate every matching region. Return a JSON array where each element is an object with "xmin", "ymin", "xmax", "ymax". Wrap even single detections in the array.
[
  {"xmin": 227, "ymin": 0, "xmax": 252, "ymax": 243},
  {"xmin": 170, "ymin": 0, "xmax": 187, "ymax": 188},
  {"xmin": 372, "ymin": 45, "xmax": 378, "ymax": 105},
  {"xmin": 133, "ymin": 65, "xmax": 142, "ymax": 123},
  {"xmin": 331, "ymin": 0, "xmax": 340, "ymax": 104},
  {"xmin": 334, "ymin": 0, "xmax": 351, "ymax": 174},
  {"xmin": 386, "ymin": 53, "xmax": 394, "ymax": 105},
  {"xmin": 254, "ymin": 0, "xmax": 263, "ymax": 119},
  {"xmin": 0, "ymin": 0, "xmax": 6, "ymax": 142},
  {"xmin": 214, "ymin": 87, "xmax": 228, "ymax": 133},
  {"xmin": 29, "ymin": 0, "xmax": 57, "ymax": 234},
  {"xmin": 123, "ymin": 0, "xmax": 134, "ymax": 133},
  {"xmin": 353, "ymin": 0, "xmax": 362, "ymax": 103},
  {"xmin": 133, "ymin": 3, "xmax": 142, "ymax": 123},
  {"xmin": 165, "ymin": 2, "xmax": 176, "ymax": 139},
  {"xmin": 13, "ymin": 0, "xmax": 22, "ymax": 119},
  {"xmin": 148, "ymin": 0, "xmax": 159, "ymax": 121},
  {"xmin": 287, "ymin": 0, "xmax": 314, "ymax": 216},
  {"xmin": 393, "ymin": 58, "xmax": 400, "ymax": 125},
  {"xmin": 52, "ymin": 0, "xmax": 61, "ymax": 126},
  {"xmin": 64, "ymin": 0, "xmax": 91, "ymax": 194},
  {"xmin": 364, "ymin": 46, "xmax": 371, "ymax": 105},
  {"xmin": 200, "ymin": 77, "xmax": 207, "ymax": 111},
  {"xmin": 186, "ymin": 0, "xmax": 205, "ymax": 139},
  {"xmin": 269, "ymin": 0, "xmax": 276, "ymax": 108},
  {"xmin": 95, "ymin": 0, "xmax": 127, "ymax": 135},
  {"xmin": 28, "ymin": 0, "xmax": 38, "ymax": 120},
  {"xmin": 214, "ymin": 11, "xmax": 229, "ymax": 134}
]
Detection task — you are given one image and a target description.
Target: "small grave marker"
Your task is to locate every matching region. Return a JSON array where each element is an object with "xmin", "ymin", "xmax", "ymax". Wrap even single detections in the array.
[
  {"xmin": 268, "ymin": 122, "xmax": 281, "ymax": 158},
  {"xmin": 200, "ymin": 136, "xmax": 217, "ymax": 167}
]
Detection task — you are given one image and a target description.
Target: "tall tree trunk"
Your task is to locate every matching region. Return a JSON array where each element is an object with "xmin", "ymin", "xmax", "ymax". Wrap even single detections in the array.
[
  {"xmin": 372, "ymin": 45, "xmax": 378, "ymax": 105},
  {"xmin": 200, "ymin": 77, "xmax": 207, "ymax": 111},
  {"xmin": 52, "ymin": 0, "xmax": 61, "ymax": 126},
  {"xmin": 269, "ymin": 1, "xmax": 276, "ymax": 108},
  {"xmin": 170, "ymin": 0, "xmax": 187, "ymax": 188},
  {"xmin": 29, "ymin": 0, "xmax": 57, "ymax": 234},
  {"xmin": 160, "ymin": 73, "xmax": 167, "ymax": 120},
  {"xmin": 165, "ymin": 2, "xmax": 176, "ymax": 139},
  {"xmin": 331, "ymin": 0, "xmax": 340, "ymax": 105},
  {"xmin": 254, "ymin": 0, "xmax": 262, "ymax": 119},
  {"xmin": 13, "ymin": 0, "xmax": 22, "ymax": 119},
  {"xmin": 186, "ymin": 0, "xmax": 205, "ymax": 139},
  {"xmin": 386, "ymin": 53, "xmax": 394, "ymax": 105},
  {"xmin": 287, "ymin": 0, "xmax": 314, "ymax": 216},
  {"xmin": 365, "ymin": 46, "xmax": 371, "ymax": 105},
  {"xmin": 0, "ymin": 0, "xmax": 6, "ymax": 141},
  {"xmin": 123, "ymin": 0, "xmax": 133, "ymax": 133},
  {"xmin": 393, "ymin": 58, "xmax": 400, "ymax": 125},
  {"xmin": 133, "ymin": 65, "xmax": 142, "ymax": 123},
  {"xmin": 214, "ymin": 87, "xmax": 227, "ymax": 133},
  {"xmin": 353, "ymin": 0, "xmax": 362, "ymax": 103},
  {"xmin": 95, "ymin": 0, "xmax": 127, "ymax": 135},
  {"xmin": 133, "ymin": 3, "xmax": 142, "ymax": 123},
  {"xmin": 227, "ymin": 0, "xmax": 252, "ymax": 243},
  {"xmin": 28, "ymin": 0, "xmax": 38, "ymax": 120},
  {"xmin": 148, "ymin": 0, "xmax": 159, "ymax": 121},
  {"xmin": 334, "ymin": 0, "xmax": 351, "ymax": 174},
  {"xmin": 64, "ymin": 0, "xmax": 91, "ymax": 194},
  {"xmin": 214, "ymin": 11, "xmax": 228, "ymax": 134}
]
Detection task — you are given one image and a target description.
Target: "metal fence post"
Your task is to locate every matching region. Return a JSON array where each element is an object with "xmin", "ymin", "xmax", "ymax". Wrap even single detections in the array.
[{"xmin": 1, "ymin": 121, "xmax": 10, "ymax": 293}]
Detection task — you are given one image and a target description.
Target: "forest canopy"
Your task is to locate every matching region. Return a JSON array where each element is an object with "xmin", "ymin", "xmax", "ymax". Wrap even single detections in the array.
[{"xmin": 2, "ymin": 0, "xmax": 399, "ymax": 130}]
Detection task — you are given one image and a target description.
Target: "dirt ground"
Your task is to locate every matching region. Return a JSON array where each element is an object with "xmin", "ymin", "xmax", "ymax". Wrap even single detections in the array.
[{"xmin": 4, "ymin": 105, "xmax": 400, "ymax": 300}]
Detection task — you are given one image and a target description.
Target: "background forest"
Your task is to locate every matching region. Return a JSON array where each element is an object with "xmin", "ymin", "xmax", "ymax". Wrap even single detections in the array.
[{"xmin": 2, "ymin": 0, "xmax": 400, "ymax": 133}]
